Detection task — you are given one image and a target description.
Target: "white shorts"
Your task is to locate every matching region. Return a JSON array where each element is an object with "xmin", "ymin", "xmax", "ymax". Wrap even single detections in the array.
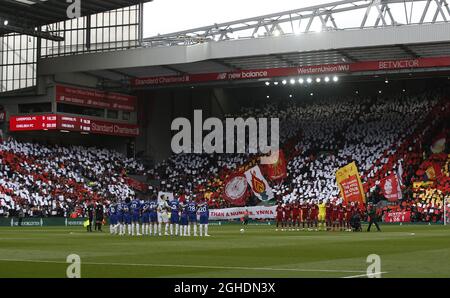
[{"xmin": 158, "ymin": 212, "xmax": 169, "ymax": 223}]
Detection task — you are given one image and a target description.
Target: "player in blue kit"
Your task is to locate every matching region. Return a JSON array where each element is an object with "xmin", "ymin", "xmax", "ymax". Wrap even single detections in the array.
[
  {"xmin": 141, "ymin": 199, "xmax": 150, "ymax": 235},
  {"xmin": 108, "ymin": 203, "xmax": 118, "ymax": 235},
  {"xmin": 198, "ymin": 199, "xmax": 210, "ymax": 237},
  {"xmin": 149, "ymin": 195, "xmax": 158, "ymax": 236},
  {"xmin": 123, "ymin": 201, "xmax": 132, "ymax": 236},
  {"xmin": 169, "ymin": 196, "xmax": 180, "ymax": 236},
  {"xmin": 116, "ymin": 202, "xmax": 125, "ymax": 236},
  {"xmin": 180, "ymin": 203, "xmax": 189, "ymax": 236},
  {"xmin": 187, "ymin": 198, "xmax": 198, "ymax": 237},
  {"xmin": 130, "ymin": 197, "xmax": 142, "ymax": 236}
]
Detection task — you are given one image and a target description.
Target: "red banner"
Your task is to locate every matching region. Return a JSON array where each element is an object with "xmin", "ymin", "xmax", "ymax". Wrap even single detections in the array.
[
  {"xmin": 9, "ymin": 114, "xmax": 139, "ymax": 137},
  {"xmin": 55, "ymin": 85, "xmax": 137, "ymax": 112},
  {"xmin": 131, "ymin": 56, "xmax": 450, "ymax": 87},
  {"xmin": 340, "ymin": 175, "xmax": 364, "ymax": 203},
  {"xmin": 223, "ymin": 174, "xmax": 249, "ymax": 206},
  {"xmin": 125, "ymin": 177, "xmax": 149, "ymax": 192},
  {"xmin": 416, "ymin": 160, "xmax": 443, "ymax": 180},
  {"xmin": 380, "ymin": 174, "xmax": 402, "ymax": 202},
  {"xmin": 384, "ymin": 211, "xmax": 411, "ymax": 223},
  {"xmin": 261, "ymin": 149, "xmax": 287, "ymax": 181}
]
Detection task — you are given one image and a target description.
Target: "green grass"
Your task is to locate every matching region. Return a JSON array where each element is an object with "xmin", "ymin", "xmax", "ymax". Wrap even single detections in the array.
[{"xmin": 0, "ymin": 224, "xmax": 449, "ymax": 278}]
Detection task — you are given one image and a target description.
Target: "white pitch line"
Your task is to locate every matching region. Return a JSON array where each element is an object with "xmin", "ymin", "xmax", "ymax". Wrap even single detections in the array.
[
  {"xmin": 0, "ymin": 258, "xmax": 366, "ymax": 274},
  {"xmin": 342, "ymin": 272, "xmax": 388, "ymax": 278},
  {"xmin": 0, "ymin": 238, "xmax": 37, "ymax": 240}
]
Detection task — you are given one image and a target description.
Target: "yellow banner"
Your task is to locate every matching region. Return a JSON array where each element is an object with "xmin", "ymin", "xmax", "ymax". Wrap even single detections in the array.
[
  {"xmin": 425, "ymin": 166, "xmax": 436, "ymax": 180},
  {"xmin": 335, "ymin": 161, "xmax": 366, "ymax": 204},
  {"xmin": 413, "ymin": 181, "xmax": 434, "ymax": 189}
]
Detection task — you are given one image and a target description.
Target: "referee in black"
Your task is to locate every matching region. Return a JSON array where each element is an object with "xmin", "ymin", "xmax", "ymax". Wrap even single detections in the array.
[
  {"xmin": 95, "ymin": 202, "xmax": 104, "ymax": 232},
  {"xmin": 367, "ymin": 202, "xmax": 381, "ymax": 232}
]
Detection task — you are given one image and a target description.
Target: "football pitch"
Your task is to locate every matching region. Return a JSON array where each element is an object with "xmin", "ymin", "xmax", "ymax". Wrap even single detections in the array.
[{"xmin": 0, "ymin": 224, "xmax": 449, "ymax": 278}]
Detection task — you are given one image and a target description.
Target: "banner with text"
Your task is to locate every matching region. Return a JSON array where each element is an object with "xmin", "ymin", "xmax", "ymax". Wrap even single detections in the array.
[
  {"xmin": 55, "ymin": 85, "xmax": 137, "ymax": 112},
  {"xmin": 209, "ymin": 206, "xmax": 277, "ymax": 220},
  {"xmin": 131, "ymin": 57, "xmax": 450, "ymax": 87},
  {"xmin": 336, "ymin": 161, "xmax": 366, "ymax": 204},
  {"xmin": 384, "ymin": 211, "xmax": 411, "ymax": 223}
]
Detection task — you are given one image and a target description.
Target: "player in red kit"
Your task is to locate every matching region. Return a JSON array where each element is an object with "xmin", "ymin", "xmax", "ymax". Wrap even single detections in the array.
[
  {"xmin": 283, "ymin": 203, "xmax": 292, "ymax": 231},
  {"xmin": 300, "ymin": 201, "xmax": 309, "ymax": 230},
  {"xmin": 338, "ymin": 203, "xmax": 346, "ymax": 231},
  {"xmin": 346, "ymin": 202, "xmax": 355, "ymax": 232},
  {"xmin": 310, "ymin": 200, "xmax": 319, "ymax": 231},
  {"xmin": 275, "ymin": 202, "xmax": 284, "ymax": 231},
  {"xmin": 325, "ymin": 199, "xmax": 332, "ymax": 231},
  {"xmin": 331, "ymin": 201, "xmax": 339, "ymax": 231},
  {"xmin": 292, "ymin": 200, "xmax": 300, "ymax": 231}
]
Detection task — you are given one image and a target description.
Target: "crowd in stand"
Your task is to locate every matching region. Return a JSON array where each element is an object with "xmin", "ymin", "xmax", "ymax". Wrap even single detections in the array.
[
  {"xmin": 0, "ymin": 140, "xmax": 144, "ymax": 218},
  {"xmin": 0, "ymin": 91, "xmax": 449, "ymax": 223}
]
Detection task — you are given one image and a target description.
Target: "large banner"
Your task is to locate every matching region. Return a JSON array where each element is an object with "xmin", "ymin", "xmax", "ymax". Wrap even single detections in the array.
[
  {"xmin": 223, "ymin": 174, "xmax": 248, "ymax": 206},
  {"xmin": 380, "ymin": 174, "xmax": 402, "ymax": 202},
  {"xmin": 260, "ymin": 149, "xmax": 287, "ymax": 181},
  {"xmin": 55, "ymin": 85, "xmax": 137, "ymax": 112},
  {"xmin": 413, "ymin": 181, "xmax": 434, "ymax": 189},
  {"xmin": 384, "ymin": 211, "xmax": 411, "ymax": 223},
  {"xmin": 430, "ymin": 134, "xmax": 446, "ymax": 154},
  {"xmin": 9, "ymin": 114, "xmax": 139, "ymax": 137},
  {"xmin": 209, "ymin": 206, "xmax": 277, "ymax": 220},
  {"xmin": 244, "ymin": 166, "xmax": 274, "ymax": 202},
  {"xmin": 131, "ymin": 56, "xmax": 450, "ymax": 87},
  {"xmin": 126, "ymin": 177, "xmax": 149, "ymax": 193},
  {"xmin": 336, "ymin": 162, "xmax": 366, "ymax": 204},
  {"xmin": 425, "ymin": 163, "xmax": 443, "ymax": 180}
]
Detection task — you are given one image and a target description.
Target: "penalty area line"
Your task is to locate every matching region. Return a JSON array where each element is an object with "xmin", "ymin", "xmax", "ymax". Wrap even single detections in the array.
[
  {"xmin": 342, "ymin": 272, "xmax": 388, "ymax": 278},
  {"xmin": 0, "ymin": 258, "xmax": 366, "ymax": 274}
]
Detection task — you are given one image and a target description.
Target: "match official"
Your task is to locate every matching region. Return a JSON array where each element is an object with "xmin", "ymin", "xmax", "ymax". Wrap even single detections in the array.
[{"xmin": 366, "ymin": 202, "xmax": 381, "ymax": 232}]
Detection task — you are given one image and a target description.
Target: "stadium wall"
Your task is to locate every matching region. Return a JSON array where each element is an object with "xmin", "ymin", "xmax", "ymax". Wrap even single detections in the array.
[{"xmin": 52, "ymin": 73, "xmax": 99, "ymax": 89}]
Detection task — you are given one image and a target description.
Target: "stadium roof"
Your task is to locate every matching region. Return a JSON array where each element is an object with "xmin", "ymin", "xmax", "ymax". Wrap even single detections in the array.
[
  {"xmin": 39, "ymin": 22, "xmax": 450, "ymax": 77},
  {"xmin": 0, "ymin": 0, "xmax": 152, "ymax": 37}
]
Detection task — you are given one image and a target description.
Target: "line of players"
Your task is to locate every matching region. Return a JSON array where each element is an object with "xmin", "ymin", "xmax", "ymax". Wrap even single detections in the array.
[
  {"xmin": 107, "ymin": 195, "xmax": 210, "ymax": 237},
  {"xmin": 275, "ymin": 199, "xmax": 362, "ymax": 232}
]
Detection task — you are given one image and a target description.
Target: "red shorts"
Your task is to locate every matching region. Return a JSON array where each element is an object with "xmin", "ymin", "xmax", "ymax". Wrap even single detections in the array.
[{"xmin": 276, "ymin": 215, "xmax": 283, "ymax": 221}]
